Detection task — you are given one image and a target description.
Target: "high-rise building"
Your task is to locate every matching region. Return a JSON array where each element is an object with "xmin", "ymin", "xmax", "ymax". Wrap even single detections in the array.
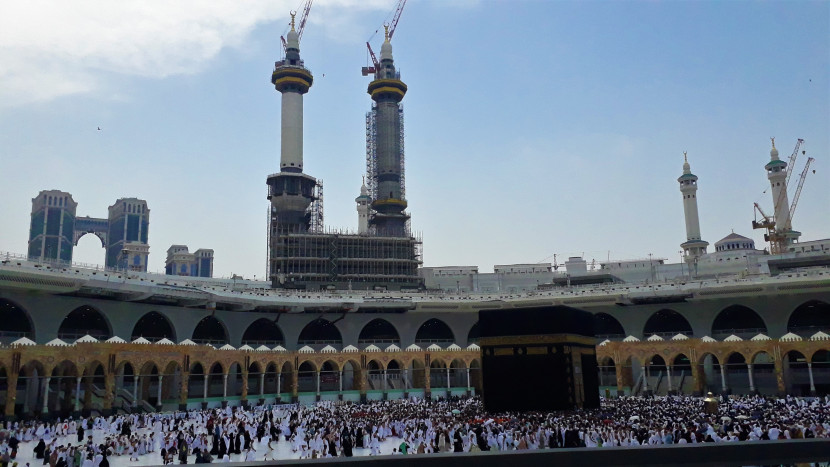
[
  {"xmin": 27, "ymin": 190, "xmax": 77, "ymax": 263},
  {"xmin": 165, "ymin": 245, "xmax": 214, "ymax": 277},
  {"xmin": 106, "ymin": 198, "xmax": 150, "ymax": 271}
]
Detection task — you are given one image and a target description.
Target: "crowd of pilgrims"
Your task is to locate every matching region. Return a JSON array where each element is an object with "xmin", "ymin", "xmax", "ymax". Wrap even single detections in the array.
[{"xmin": 0, "ymin": 394, "xmax": 828, "ymax": 465}]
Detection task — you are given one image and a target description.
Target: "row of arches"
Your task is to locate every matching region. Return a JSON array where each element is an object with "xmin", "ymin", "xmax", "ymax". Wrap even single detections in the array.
[
  {"xmin": 598, "ymin": 349, "xmax": 830, "ymax": 397},
  {"xmin": 0, "ymin": 355, "xmax": 482, "ymax": 419},
  {"xmin": 593, "ymin": 301, "xmax": 830, "ymax": 339},
  {"xmin": 0, "ymin": 299, "xmax": 480, "ymax": 347}
]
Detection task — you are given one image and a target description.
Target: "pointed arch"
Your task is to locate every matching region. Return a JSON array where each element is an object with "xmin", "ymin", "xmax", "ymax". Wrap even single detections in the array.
[
  {"xmin": 131, "ymin": 311, "xmax": 176, "ymax": 342},
  {"xmin": 242, "ymin": 318, "xmax": 285, "ymax": 346},
  {"xmin": 192, "ymin": 315, "xmax": 228, "ymax": 345},
  {"xmin": 787, "ymin": 300, "xmax": 830, "ymax": 337},
  {"xmin": 643, "ymin": 309, "xmax": 692, "ymax": 338},
  {"xmin": 712, "ymin": 305, "xmax": 767, "ymax": 338},
  {"xmin": 415, "ymin": 318, "xmax": 454, "ymax": 345},
  {"xmin": 59, "ymin": 305, "xmax": 112, "ymax": 340},
  {"xmin": 593, "ymin": 313, "xmax": 624, "ymax": 339},
  {"xmin": 298, "ymin": 318, "xmax": 342, "ymax": 347},
  {"xmin": 358, "ymin": 319, "xmax": 400, "ymax": 346},
  {"xmin": 0, "ymin": 298, "xmax": 35, "ymax": 342}
]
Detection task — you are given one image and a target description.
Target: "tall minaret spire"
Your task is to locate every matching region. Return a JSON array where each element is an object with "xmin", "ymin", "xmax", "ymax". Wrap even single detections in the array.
[
  {"xmin": 679, "ymin": 152, "xmax": 708, "ymax": 274},
  {"xmin": 356, "ymin": 178, "xmax": 371, "ymax": 235},
  {"xmin": 765, "ymin": 137, "xmax": 800, "ymax": 253},
  {"xmin": 366, "ymin": 25, "xmax": 409, "ymax": 237},
  {"xmin": 266, "ymin": 10, "xmax": 318, "ymax": 285}
]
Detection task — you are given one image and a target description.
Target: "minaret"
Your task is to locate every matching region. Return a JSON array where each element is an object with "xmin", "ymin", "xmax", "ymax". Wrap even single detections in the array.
[
  {"xmin": 266, "ymin": 13, "xmax": 317, "ymax": 283},
  {"xmin": 266, "ymin": 13, "xmax": 316, "ymax": 230},
  {"xmin": 367, "ymin": 26, "xmax": 409, "ymax": 237},
  {"xmin": 356, "ymin": 178, "xmax": 371, "ymax": 235},
  {"xmin": 678, "ymin": 152, "xmax": 708, "ymax": 271},
  {"xmin": 765, "ymin": 137, "xmax": 800, "ymax": 251}
]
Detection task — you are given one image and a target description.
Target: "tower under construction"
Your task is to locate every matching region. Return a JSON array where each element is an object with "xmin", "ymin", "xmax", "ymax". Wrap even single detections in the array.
[{"xmin": 266, "ymin": 10, "xmax": 422, "ymax": 291}]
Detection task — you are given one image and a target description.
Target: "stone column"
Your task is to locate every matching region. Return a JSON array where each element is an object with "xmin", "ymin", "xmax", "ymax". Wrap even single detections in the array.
[
  {"xmin": 133, "ymin": 376, "xmax": 139, "ymax": 408},
  {"xmin": 259, "ymin": 373, "xmax": 265, "ymax": 400},
  {"xmin": 339, "ymin": 371, "xmax": 343, "ymax": 392},
  {"xmin": 203, "ymin": 374, "xmax": 209, "ymax": 399},
  {"xmin": 747, "ymin": 364, "xmax": 755, "ymax": 394},
  {"xmin": 383, "ymin": 369, "xmax": 388, "ymax": 392},
  {"xmin": 641, "ymin": 366, "xmax": 648, "ymax": 392},
  {"xmin": 774, "ymin": 356, "xmax": 786, "ymax": 395},
  {"xmin": 42, "ymin": 377, "xmax": 50, "ymax": 415},
  {"xmin": 691, "ymin": 363, "xmax": 704, "ymax": 396},
  {"xmin": 720, "ymin": 364, "xmax": 728, "ymax": 393},
  {"xmin": 83, "ymin": 376, "xmax": 93, "ymax": 412},
  {"xmin": 103, "ymin": 373, "xmax": 115, "ymax": 414},
  {"xmin": 156, "ymin": 375, "xmax": 163, "ymax": 409},
  {"xmin": 74, "ymin": 377, "xmax": 82, "ymax": 413},
  {"xmin": 466, "ymin": 368, "xmax": 471, "ymax": 390},
  {"xmin": 291, "ymin": 370, "xmax": 298, "ymax": 402},
  {"xmin": 424, "ymin": 365, "xmax": 431, "ymax": 398},
  {"xmin": 615, "ymin": 363, "xmax": 625, "ymax": 396},
  {"xmin": 241, "ymin": 371, "xmax": 249, "ymax": 406},
  {"xmin": 179, "ymin": 372, "xmax": 189, "ymax": 410},
  {"xmin": 666, "ymin": 366, "xmax": 673, "ymax": 393},
  {"xmin": 5, "ymin": 373, "xmax": 18, "ymax": 418},
  {"xmin": 446, "ymin": 367, "xmax": 451, "ymax": 390},
  {"xmin": 222, "ymin": 374, "xmax": 228, "ymax": 399},
  {"xmin": 808, "ymin": 363, "xmax": 816, "ymax": 395},
  {"xmin": 276, "ymin": 373, "xmax": 282, "ymax": 398}
]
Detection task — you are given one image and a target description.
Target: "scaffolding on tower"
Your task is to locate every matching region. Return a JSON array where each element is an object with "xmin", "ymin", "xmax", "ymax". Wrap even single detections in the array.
[{"xmin": 307, "ymin": 180, "xmax": 324, "ymax": 233}]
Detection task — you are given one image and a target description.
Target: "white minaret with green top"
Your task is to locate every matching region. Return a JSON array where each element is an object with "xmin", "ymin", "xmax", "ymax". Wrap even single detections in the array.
[{"xmin": 679, "ymin": 152, "xmax": 708, "ymax": 269}]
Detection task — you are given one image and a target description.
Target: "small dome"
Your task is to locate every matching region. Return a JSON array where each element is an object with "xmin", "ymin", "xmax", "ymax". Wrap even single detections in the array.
[{"xmin": 380, "ymin": 40, "xmax": 393, "ymax": 61}]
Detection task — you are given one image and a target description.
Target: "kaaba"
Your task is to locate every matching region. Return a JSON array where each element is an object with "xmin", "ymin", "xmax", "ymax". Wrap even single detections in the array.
[{"xmin": 479, "ymin": 305, "xmax": 599, "ymax": 412}]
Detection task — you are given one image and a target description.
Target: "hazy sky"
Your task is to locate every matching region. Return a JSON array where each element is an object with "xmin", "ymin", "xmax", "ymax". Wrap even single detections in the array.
[{"xmin": 1, "ymin": 0, "xmax": 828, "ymax": 278}]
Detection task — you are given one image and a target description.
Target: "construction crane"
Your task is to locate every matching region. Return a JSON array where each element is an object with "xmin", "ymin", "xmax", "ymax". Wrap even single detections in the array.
[
  {"xmin": 362, "ymin": 0, "xmax": 407, "ymax": 76},
  {"xmin": 786, "ymin": 156, "xmax": 814, "ymax": 230},
  {"xmin": 280, "ymin": 0, "xmax": 314, "ymax": 52},
  {"xmin": 752, "ymin": 138, "xmax": 816, "ymax": 254}
]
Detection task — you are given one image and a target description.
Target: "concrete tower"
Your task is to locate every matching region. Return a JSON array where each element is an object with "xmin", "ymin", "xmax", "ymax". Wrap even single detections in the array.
[
  {"xmin": 766, "ymin": 138, "xmax": 800, "ymax": 250},
  {"xmin": 356, "ymin": 179, "xmax": 371, "ymax": 235},
  {"xmin": 367, "ymin": 27, "xmax": 409, "ymax": 237},
  {"xmin": 266, "ymin": 13, "xmax": 317, "ymax": 235},
  {"xmin": 678, "ymin": 153, "xmax": 708, "ymax": 270}
]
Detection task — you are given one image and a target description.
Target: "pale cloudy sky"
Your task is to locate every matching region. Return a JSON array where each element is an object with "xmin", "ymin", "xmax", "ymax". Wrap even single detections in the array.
[{"xmin": 0, "ymin": 0, "xmax": 828, "ymax": 278}]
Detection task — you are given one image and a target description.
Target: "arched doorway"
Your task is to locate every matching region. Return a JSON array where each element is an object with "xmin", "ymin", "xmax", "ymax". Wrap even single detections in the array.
[
  {"xmin": 784, "ymin": 350, "xmax": 809, "ymax": 396},
  {"xmin": 48, "ymin": 360, "xmax": 79, "ymax": 417},
  {"xmin": 298, "ymin": 319, "xmax": 342, "ymax": 350},
  {"xmin": 467, "ymin": 322, "xmax": 480, "ymax": 345},
  {"xmin": 712, "ymin": 305, "xmax": 767, "ymax": 340},
  {"xmin": 0, "ymin": 299, "xmax": 34, "ymax": 344},
  {"xmin": 320, "ymin": 361, "xmax": 339, "ymax": 393},
  {"xmin": 672, "ymin": 354, "xmax": 691, "ymax": 394},
  {"xmin": 698, "ymin": 353, "xmax": 724, "ymax": 394},
  {"xmin": 188, "ymin": 363, "xmax": 205, "ymax": 402},
  {"xmin": 725, "ymin": 353, "xmax": 749, "ymax": 394},
  {"xmin": 59, "ymin": 306, "xmax": 111, "ymax": 341},
  {"xmin": 751, "ymin": 352, "xmax": 775, "ymax": 395},
  {"xmin": 598, "ymin": 357, "xmax": 617, "ymax": 390},
  {"xmin": 429, "ymin": 360, "xmax": 448, "ymax": 391},
  {"xmin": 594, "ymin": 313, "xmax": 625, "ymax": 340},
  {"xmin": 415, "ymin": 319, "xmax": 454, "ymax": 346},
  {"xmin": 242, "ymin": 319, "xmax": 284, "ymax": 347},
  {"xmin": 358, "ymin": 319, "xmax": 400, "ymax": 347},
  {"xmin": 131, "ymin": 311, "xmax": 176, "ymax": 342},
  {"xmin": 788, "ymin": 301, "xmax": 830, "ymax": 338},
  {"xmin": 811, "ymin": 350, "xmax": 830, "ymax": 396},
  {"xmin": 297, "ymin": 362, "xmax": 317, "ymax": 393},
  {"xmin": 643, "ymin": 309, "xmax": 693, "ymax": 339},
  {"xmin": 192, "ymin": 316, "xmax": 228, "ymax": 346}
]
